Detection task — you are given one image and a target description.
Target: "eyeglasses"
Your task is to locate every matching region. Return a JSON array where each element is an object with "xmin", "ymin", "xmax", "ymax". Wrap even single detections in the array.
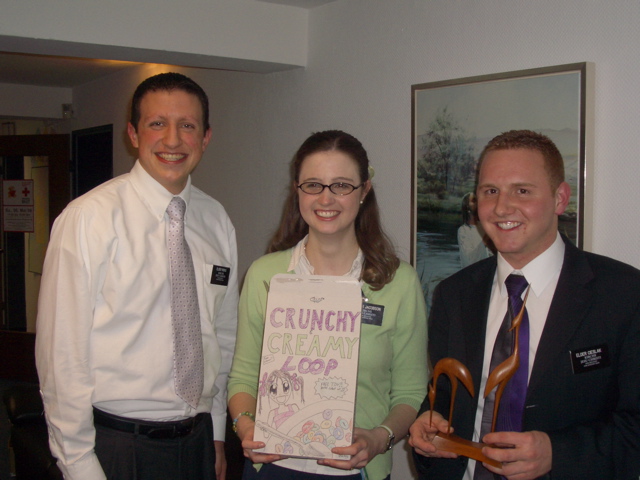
[{"xmin": 297, "ymin": 182, "xmax": 364, "ymax": 196}]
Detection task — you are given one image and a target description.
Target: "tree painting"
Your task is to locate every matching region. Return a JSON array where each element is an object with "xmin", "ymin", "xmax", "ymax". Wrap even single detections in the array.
[
  {"xmin": 412, "ymin": 65, "xmax": 588, "ymax": 313},
  {"xmin": 416, "ymin": 107, "xmax": 476, "ymax": 202}
]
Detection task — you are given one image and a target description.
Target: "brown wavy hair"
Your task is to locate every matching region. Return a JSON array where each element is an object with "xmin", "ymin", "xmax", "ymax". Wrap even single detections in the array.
[{"xmin": 267, "ymin": 130, "xmax": 399, "ymax": 290}]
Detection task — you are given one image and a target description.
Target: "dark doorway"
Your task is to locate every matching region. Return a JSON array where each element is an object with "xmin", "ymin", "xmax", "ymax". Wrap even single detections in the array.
[
  {"xmin": 72, "ymin": 125, "xmax": 113, "ymax": 198},
  {"xmin": 2, "ymin": 155, "xmax": 27, "ymax": 331},
  {"xmin": 0, "ymin": 134, "xmax": 70, "ymax": 331}
]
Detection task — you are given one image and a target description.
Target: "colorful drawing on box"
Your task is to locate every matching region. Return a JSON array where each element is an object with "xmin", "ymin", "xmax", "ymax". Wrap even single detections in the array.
[
  {"xmin": 253, "ymin": 274, "xmax": 362, "ymax": 459},
  {"xmin": 255, "ymin": 400, "xmax": 354, "ymax": 458},
  {"xmin": 259, "ymin": 369, "xmax": 304, "ymax": 429}
]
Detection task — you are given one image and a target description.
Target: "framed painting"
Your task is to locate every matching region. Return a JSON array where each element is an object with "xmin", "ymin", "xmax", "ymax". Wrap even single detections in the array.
[{"xmin": 411, "ymin": 63, "xmax": 594, "ymax": 312}]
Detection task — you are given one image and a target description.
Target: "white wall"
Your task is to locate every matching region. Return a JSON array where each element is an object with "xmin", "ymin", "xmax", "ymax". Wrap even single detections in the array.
[
  {"xmin": 154, "ymin": 0, "xmax": 640, "ymax": 276},
  {"xmin": 1, "ymin": 0, "xmax": 308, "ymax": 72},
  {"xmin": 0, "ymin": 83, "xmax": 71, "ymax": 118},
  {"xmin": 63, "ymin": 1, "xmax": 640, "ymax": 477}
]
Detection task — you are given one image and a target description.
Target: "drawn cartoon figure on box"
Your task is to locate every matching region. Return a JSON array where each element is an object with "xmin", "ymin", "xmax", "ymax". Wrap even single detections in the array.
[
  {"xmin": 256, "ymin": 367, "xmax": 355, "ymax": 458},
  {"xmin": 259, "ymin": 369, "xmax": 305, "ymax": 429}
]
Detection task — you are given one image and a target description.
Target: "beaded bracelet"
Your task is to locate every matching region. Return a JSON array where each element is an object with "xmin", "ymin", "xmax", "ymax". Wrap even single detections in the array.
[{"xmin": 232, "ymin": 411, "xmax": 255, "ymax": 433}]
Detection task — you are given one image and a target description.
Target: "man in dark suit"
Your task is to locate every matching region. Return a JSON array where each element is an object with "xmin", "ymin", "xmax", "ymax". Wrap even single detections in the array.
[{"xmin": 410, "ymin": 130, "xmax": 640, "ymax": 479}]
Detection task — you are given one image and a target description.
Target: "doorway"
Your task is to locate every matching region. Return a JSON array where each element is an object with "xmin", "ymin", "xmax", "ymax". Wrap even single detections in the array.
[
  {"xmin": 72, "ymin": 125, "xmax": 113, "ymax": 197},
  {"xmin": 0, "ymin": 135, "xmax": 70, "ymax": 331}
]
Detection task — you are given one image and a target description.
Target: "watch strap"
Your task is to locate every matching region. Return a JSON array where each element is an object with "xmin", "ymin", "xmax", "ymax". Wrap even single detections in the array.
[{"xmin": 376, "ymin": 424, "xmax": 395, "ymax": 451}]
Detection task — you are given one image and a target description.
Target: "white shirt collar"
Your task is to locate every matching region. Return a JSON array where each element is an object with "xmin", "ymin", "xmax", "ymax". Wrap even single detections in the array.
[
  {"xmin": 288, "ymin": 235, "xmax": 364, "ymax": 280},
  {"xmin": 496, "ymin": 232, "xmax": 565, "ymax": 298},
  {"xmin": 130, "ymin": 160, "xmax": 192, "ymax": 221}
]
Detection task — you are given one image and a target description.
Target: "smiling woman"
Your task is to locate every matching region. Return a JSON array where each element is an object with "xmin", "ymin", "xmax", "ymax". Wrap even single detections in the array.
[
  {"xmin": 228, "ymin": 130, "xmax": 428, "ymax": 480},
  {"xmin": 295, "ymin": 149, "xmax": 369, "ymax": 254}
]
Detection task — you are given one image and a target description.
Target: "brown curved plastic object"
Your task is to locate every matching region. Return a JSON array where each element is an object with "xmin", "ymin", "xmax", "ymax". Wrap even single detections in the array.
[
  {"xmin": 429, "ymin": 358, "xmax": 474, "ymax": 432},
  {"xmin": 483, "ymin": 285, "xmax": 531, "ymax": 432},
  {"xmin": 426, "ymin": 289, "xmax": 531, "ymax": 466},
  {"xmin": 432, "ymin": 432, "xmax": 502, "ymax": 468},
  {"xmin": 428, "ymin": 359, "xmax": 501, "ymax": 467}
]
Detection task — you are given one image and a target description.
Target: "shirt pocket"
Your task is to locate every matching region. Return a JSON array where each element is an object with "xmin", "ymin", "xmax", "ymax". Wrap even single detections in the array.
[{"xmin": 201, "ymin": 263, "xmax": 230, "ymax": 322}]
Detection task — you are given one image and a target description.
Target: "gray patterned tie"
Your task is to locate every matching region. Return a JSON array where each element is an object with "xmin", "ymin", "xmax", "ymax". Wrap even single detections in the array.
[{"xmin": 167, "ymin": 196, "xmax": 203, "ymax": 408}]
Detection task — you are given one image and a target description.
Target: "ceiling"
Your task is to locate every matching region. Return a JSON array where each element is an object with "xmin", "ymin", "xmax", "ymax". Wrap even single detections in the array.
[
  {"xmin": 0, "ymin": 0, "xmax": 337, "ymax": 89},
  {"xmin": 0, "ymin": 52, "xmax": 144, "ymax": 88},
  {"xmin": 254, "ymin": 0, "xmax": 335, "ymax": 7}
]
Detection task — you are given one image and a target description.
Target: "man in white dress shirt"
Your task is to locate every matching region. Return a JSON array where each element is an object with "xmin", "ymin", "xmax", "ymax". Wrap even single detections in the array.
[{"xmin": 36, "ymin": 72, "xmax": 238, "ymax": 480}]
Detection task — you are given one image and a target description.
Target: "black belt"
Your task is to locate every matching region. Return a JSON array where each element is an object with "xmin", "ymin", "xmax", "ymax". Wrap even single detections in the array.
[{"xmin": 93, "ymin": 408, "xmax": 207, "ymax": 439}]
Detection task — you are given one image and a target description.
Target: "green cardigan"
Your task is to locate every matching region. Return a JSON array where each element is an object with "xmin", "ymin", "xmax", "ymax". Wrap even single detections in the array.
[{"xmin": 228, "ymin": 249, "xmax": 428, "ymax": 480}]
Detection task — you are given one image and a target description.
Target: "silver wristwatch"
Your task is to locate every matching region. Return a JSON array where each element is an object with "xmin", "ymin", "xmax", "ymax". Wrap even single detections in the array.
[{"xmin": 377, "ymin": 424, "xmax": 395, "ymax": 451}]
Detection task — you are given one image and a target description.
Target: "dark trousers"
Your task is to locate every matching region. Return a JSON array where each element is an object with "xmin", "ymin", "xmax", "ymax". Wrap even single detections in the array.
[
  {"xmin": 94, "ymin": 412, "xmax": 216, "ymax": 480},
  {"xmin": 242, "ymin": 460, "xmax": 391, "ymax": 480}
]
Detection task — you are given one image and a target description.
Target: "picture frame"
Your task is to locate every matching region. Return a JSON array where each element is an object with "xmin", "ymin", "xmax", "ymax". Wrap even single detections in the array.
[{"xmin": 411, "ymin": 63, "xmax": 594, "ymax": 312}]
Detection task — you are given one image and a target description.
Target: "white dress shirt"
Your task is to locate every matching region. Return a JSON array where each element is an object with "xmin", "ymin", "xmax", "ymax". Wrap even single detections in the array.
[
  {"xmin": 464, "ymin": 233, "xmax": 565, "ymax": 480},
  {"xmin": 35, "ymin": 161, "xmax": 238, "ymax": 480}
]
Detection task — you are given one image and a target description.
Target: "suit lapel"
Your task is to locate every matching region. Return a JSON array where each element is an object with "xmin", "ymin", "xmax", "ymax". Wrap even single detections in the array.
[
  {"xmin": 462, "ymin": 259, "xmax": 497, "ymax": 388},
  {"xmin": 527, "ymin": 240, "xmax": 595, "ymax": 394}
]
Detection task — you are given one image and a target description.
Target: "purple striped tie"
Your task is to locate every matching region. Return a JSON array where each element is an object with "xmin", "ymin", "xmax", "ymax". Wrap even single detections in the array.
[
  {"xmin": 496, "ymin": 273, "xmax": 529, "ymax": 432},
  {"xmin": 474, "ymin": 274, "xmax": 529, "ymax": 480}
]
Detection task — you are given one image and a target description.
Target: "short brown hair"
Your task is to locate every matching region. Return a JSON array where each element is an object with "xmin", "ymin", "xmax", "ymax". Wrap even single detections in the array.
[
  {"xmin": 130, "ymin": 72, "xmax": 210, "ymax": 132},
  {"xmin": 477, "ymin": 130, "xmax": 565, "ymax": 190}
]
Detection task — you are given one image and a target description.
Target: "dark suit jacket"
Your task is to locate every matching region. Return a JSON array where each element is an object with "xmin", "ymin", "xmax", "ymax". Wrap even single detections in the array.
[{"xmin": 414, "ymin": 237, "xmax": 640, "ymax": 479}]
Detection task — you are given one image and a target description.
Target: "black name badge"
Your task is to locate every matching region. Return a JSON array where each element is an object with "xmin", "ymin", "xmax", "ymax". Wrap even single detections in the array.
[
  {"xmin": 570, "ymin": 344, "xmax": 610, "ymax": 374},
  {"xmin": 362, "ymin": 301, "xmax": 385, "ymax": 326},
  {"xmin": 210, "ymin": 265, "xmax": 230, "ymax": 286}
]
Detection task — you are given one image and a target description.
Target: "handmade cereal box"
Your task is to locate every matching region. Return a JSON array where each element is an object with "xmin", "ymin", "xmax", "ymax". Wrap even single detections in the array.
[{"xmin": 253, "ymin": 274, "xmax": 362, "ymax": 459}]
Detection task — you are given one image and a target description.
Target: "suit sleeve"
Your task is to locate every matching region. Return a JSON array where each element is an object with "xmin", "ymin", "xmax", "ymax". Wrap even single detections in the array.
[
  {"xmin": 545, "ymin": 300, "xmax": 640, "ymax": 479},
  {"xmin": 413, "ymin": 280, "xmax": 470, "ymax": 480},
  {"xmin": 419, "ymin": 280, "xmax": 456, "ymax": 416}
]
